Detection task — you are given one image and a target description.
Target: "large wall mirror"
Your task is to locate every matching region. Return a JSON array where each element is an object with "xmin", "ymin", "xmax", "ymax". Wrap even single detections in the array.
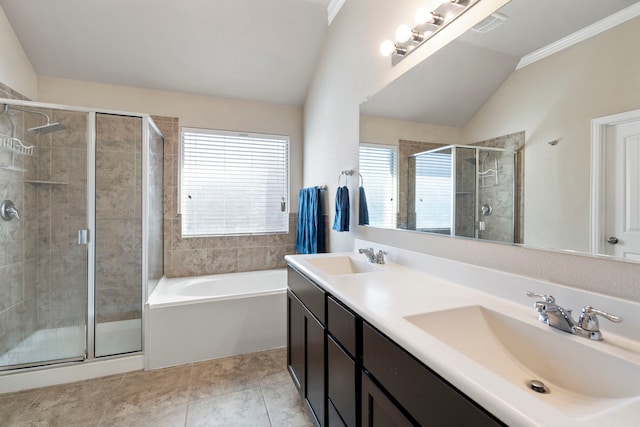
[{"xmin": 359, "ymin": 0, "xmax": 640, "ymax": 262}]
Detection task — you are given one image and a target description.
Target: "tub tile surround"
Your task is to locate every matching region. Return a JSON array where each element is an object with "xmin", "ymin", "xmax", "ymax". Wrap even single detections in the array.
[
  {"xmin": 154, "ymin": 116, "xmax": 297, "ymax": 278},
  {"xmin": 0, "ymin": 348, "xmax": 313, "ymax": 427}
]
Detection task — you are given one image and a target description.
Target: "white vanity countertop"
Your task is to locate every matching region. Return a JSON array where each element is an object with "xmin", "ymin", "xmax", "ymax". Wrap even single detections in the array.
[{"xmin": 285, "ymin": 249, "xmax": 640, "ymax": 427}]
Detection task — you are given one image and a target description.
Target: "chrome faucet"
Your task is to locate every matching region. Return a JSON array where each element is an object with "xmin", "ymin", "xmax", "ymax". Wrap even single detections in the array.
[
  {"xmin": 359, "ymin": 247, "xmax": 376, "ymax": 263},
  {"xmin": 527, "ymin": 292, "xmax": 623, "ymax": 341},
  {"xmin": 358, "ymin": 247, "xmax": 387, "ymax": 264}
]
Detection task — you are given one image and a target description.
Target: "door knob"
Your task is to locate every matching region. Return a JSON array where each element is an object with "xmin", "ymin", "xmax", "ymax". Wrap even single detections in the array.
[{"xmin": 607, "ymin": 236, "xmax": 619, "ymax": 244}]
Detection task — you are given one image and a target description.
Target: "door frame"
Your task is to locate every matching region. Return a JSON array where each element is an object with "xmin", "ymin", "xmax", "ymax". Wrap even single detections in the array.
[{"xmin": 590, "ymin": 108, "xmax": 640, "ymax": 255}]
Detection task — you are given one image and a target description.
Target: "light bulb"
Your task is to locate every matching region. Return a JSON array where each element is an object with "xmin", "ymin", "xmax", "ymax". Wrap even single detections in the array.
[
  {"xmin": 395, "ymin": 24, "xmax": 413, "ymax": 43},
  {"xmin": 415, "ymin": 9, "xmax": 444, "ymax": 26},
  {"xmin": 379, "ymin": 40, "xmax": 396, "ymax": 57},
  {"xmin": 414, "ymin": 8, "xmax": 431, "ymax": 25}
]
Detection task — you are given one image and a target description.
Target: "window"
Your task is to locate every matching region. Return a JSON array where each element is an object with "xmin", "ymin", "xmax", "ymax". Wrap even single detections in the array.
[
  {"xmin": 414, "ymin": 150, "xmax": 452, "ymax": 233},
  {"xmin": 358, "ymin": 144, "xmax": 398, "ymax": 228},
  {"xmin": 180, "ymin": 128, "xmax": 289, "ymax": 236}
]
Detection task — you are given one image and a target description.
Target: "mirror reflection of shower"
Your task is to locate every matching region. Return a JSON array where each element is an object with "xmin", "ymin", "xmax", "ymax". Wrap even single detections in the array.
[{"xmin": 407, "ymin": 144, "xmax": 518, "ymax": 243}]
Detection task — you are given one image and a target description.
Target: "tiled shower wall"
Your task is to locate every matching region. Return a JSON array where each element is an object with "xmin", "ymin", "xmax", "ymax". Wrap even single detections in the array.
[
  {"xmin": 473, "ymin": 131, "xmax": 524, "ymax": 243},
  {"xmin": 33, "ymin": 109, "xmax": 88, "ymax": 329},
  {"xmin": 153, "ymin": 116, "xmax": 297, "ymax": 278},
  {"xmin": 0, "ymin": 83, "xmax": 36, "ymax": 355},
  {"xmin": 95, "ymin": 114, "xmax": 142, "ymax": 323}
]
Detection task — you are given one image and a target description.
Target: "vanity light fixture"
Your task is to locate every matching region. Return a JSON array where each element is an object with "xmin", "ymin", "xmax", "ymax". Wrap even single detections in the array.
[{"xmin": 380, "ymin": 0, "xmax": 480, "ymax": 66}]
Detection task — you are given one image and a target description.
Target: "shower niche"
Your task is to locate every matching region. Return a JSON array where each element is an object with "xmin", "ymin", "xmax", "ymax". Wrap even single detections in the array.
[
  {"xmin": 407, "ymin": 145, "xmax": 518, "ymax": 243},
  {"xmin": 0, "ymin": 100, "xmax": 164, "ymax": 371}
]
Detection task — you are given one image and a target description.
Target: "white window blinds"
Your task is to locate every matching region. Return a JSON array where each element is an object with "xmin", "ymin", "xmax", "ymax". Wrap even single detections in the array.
[
  {"xmin": 415, "ymin": 151, "xmax": 452, "ymax": 231},
  {"xmin": 359, "ymin": 144, "xmax": 398, "ymax": 228},
  {"xmin": 181, "ymin": 128, "xmax": 289, "ymax": 236}
]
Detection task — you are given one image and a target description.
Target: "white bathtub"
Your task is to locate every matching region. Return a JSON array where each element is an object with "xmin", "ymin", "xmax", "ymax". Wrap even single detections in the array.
[{"xmin": 145, "ymin": 269, "xmax": 287, "ymax": 369}]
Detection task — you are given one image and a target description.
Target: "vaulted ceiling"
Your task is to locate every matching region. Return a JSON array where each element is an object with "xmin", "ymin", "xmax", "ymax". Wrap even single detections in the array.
[
  {"xmin": 360, "ymin": 0, "xmax": 639, "ymax": 127},
  {"xmin": 0, "ymin": 0, "xmax": 332, "ymax": 105}
]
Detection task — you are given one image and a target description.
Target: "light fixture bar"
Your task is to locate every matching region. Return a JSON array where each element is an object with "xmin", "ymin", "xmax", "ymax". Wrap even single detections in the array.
[{"xmin": 380, "ymin": 0, "xmax": 481, "ymax": 66}]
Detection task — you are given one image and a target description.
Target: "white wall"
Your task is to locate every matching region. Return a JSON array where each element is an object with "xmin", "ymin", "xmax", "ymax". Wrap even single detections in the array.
[
  {"xmin": 304, "ymin": 0, "xmax": 509, "ymax": 252},
  {"xmin": 37, "ymin": 77, "xmax": 303, "ymax": 209},
  {"xmin": 0, "ymin": 5, "xmax": 37, "ymax": 99},
  {"xmin": 462, "ymin": 17, "xmax": 640, "ymax": 253},
  {"xmin": 304, "ymin": 0, "xmax": 640, "ymax": 301},
  {"xmin": 360, "ymin": 115, "xmax": 461, "ymax": 147}
]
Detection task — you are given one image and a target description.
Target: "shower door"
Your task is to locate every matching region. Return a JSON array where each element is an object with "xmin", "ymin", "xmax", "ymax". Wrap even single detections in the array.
[
  {"xmin": 0, "ymin": 105, "xmax": 89, "ymax": 369},
  {"xmin": 94, "ymin": 113, "xmax": 143, "ymax": 357}
]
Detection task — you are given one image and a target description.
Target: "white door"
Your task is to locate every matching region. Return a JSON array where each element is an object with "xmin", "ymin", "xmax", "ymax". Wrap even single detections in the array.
[{"xmin": 604, "ymin": 119, "xmax": 640, "ymax": 260}]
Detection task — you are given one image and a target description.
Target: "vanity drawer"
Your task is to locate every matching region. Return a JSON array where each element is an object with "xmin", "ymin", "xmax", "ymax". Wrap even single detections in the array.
[
  {"xmin": 287, "ymin": 266, "xmax": 325, "ymax": 324},
  {"xmin": 327, "ymin": 295, "xmax": 357, "ymax": 358},
  {"xmin": 362, "ymin": 322, "xmax": 504, "ymax": 427}
]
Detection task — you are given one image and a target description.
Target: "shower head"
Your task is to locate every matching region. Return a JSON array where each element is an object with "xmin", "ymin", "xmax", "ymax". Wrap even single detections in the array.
[
  {"xmin": 28, "ymin": 122, "xmax": 66, "ymax": 134},
  {"xmin": 5, "ymin": 105, "xmax": 65, "ymax": 134}
]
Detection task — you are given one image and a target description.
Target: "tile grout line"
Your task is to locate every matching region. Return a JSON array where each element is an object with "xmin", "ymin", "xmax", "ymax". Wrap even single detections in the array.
[
  {"xmin": 182, "ymin": 362, "xmax": 194, "ymax": 427},
  {"xmin": 259, "ymin": 382, "xmax": 275, "ymax": 427}
]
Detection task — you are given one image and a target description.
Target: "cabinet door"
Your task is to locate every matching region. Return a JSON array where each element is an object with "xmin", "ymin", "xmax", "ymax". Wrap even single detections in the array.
[
  {"xmin": 328, "ymin": 336, "xmax": 357, "ymax": 427},
  {"xmin": 328, "ymin": 399, "xmax": 347, "ymax": 427},
  {"xmin": 307, "ymin": 310, "xmax": 326, "ymax": 426},
  {"xmin": 288, "ymin": 289, "xmax": 326, "ymax": 426},
  {"xmin": 362, "ymin": 372, "xmax": 414, "ymax": 427},
  {"xmin": 363, "ymin": 323, "xmax": 504, "ymax": 427},
  {"xmin": 287, "ymin": 290, "xmax": 305, "ymax": 392}
]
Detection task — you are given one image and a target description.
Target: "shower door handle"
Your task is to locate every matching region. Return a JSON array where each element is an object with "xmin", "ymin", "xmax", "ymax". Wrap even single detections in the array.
[{"xmin": 78, "ymin": 229, "xmax": 90, "ymax": 245}]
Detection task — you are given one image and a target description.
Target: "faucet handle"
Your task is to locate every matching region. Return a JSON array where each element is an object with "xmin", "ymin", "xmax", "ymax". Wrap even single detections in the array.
[
  {"xmin": 358, "ymin": 247, "xmax": 376, "ymax": 263},
  {"xmin": 526, "ymin": 291, "xmax": 555, "ymax": 323},
  {"xmin": 375, "ymin": 250, "xmax": 387, "ymax": 264},
  {"xmin": 526, "ymin": 291, "xmax": 555, "ymax": 304},
  {"xmin": 579, "ymin": 306, "xmax": 623, "ymax": 331}
]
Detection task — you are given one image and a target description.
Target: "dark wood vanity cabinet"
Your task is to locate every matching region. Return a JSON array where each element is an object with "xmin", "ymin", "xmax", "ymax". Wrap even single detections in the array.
[
  {"xmin": 287, "ymin": 265, "xmax": 505, "ymax": 427},
  {"xmin": 362, "ymin": 322, "xmax": 505, "ymax": 427},
  {"xmin": 327, "ymin": 296, "xmax": 360, "ymax": 427},
  {"xmin": 287, "ymin": 267, "xmax": 326, "ymax": 426},
  {"xmin": 361, "ymin": 372, "xmax": 413, "ymax": 427}
]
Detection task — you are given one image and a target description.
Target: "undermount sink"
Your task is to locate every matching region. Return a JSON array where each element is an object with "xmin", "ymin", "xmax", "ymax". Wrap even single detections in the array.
[
  {"xmin": 404, "ymin": 305, "xmax": 640, "ymax": 417},
  {"xmin": 305, "ymin": 255, "xmax": 382, "ymax": 275}
]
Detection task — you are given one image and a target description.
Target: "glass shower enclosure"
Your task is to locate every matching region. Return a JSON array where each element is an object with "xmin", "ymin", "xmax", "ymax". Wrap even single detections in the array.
[
  {"xmin": 0, "ymin": 99, "xmax": 163, "ymax": 370},
  {"xmin": 407, "ymin": 144, "xmax": 517, "ymax": 243}
]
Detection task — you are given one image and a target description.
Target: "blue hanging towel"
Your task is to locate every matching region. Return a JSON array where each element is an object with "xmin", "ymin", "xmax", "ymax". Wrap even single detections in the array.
[
  {"xmin": 358, "ymin": 186, "xmax": 369, "ymax": 226},
  {"xmin": 332, "ymin": 186, "xmax": 350, "ymax": 232},
  {"xmin": 295, "ymin": 187, "xmax": 325, "ymax": 254}
]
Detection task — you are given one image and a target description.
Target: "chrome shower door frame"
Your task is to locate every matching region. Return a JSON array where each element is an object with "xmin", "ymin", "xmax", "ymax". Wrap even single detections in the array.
[{"xmin": 0, "ymin": 98, "xmax": 159, "ymax": 372}]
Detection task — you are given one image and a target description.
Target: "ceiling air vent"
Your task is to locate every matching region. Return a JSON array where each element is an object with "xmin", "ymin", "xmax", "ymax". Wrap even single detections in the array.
[{"xmin": 471, "ymin": 12, "xmax": 507, "ymax": 33}]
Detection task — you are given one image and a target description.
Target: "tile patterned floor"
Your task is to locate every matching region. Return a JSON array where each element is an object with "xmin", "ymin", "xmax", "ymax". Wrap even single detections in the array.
[{"xmin": 0, "ymin": 348, "xmax": 314, "ymax": 427}]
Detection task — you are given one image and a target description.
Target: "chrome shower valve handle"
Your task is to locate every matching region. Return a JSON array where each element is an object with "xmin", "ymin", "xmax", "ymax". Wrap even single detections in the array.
[{"xmin": 1, "ymin": 200, "xmax": 20, "ymax": 221}]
